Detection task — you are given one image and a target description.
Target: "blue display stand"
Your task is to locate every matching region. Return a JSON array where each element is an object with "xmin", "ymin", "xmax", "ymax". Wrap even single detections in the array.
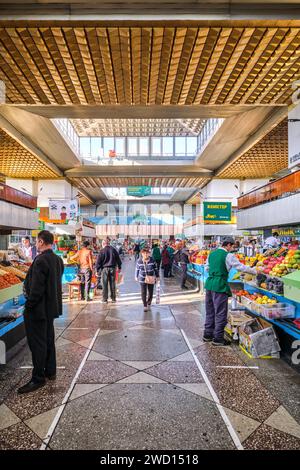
[{"xmin": 62, "ymin": 265, "xmax": 77, "ymax": 284}]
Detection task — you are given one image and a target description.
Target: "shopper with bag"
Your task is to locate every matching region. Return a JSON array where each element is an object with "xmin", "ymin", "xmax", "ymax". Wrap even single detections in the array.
[{"xmin": 135, "ymin": 248, "xmax": 159, "ymax": 312}]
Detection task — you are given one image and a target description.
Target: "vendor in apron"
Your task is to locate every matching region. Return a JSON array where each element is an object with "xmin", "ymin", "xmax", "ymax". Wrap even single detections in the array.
[{"xmin": 204, "ymin": 237, "xmax": 257, "ymax": 346}]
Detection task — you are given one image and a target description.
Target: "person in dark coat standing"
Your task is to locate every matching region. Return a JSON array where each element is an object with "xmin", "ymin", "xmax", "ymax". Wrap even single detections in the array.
[
  {"xmin": 18, "ymin": 230, "xmax": 64, "ymax": 394},
  {"xmin": 96, "ymin": 238, "xmax": 122, "ymax": 303}
]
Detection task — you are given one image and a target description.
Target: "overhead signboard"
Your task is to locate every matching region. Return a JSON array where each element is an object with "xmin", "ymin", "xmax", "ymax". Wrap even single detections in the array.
[
  {"xmin": 203, "ymin": 202, "xmax": 232, "ymax": 223},
  {"xmin": 273, "ymin": 227, "xmax": 300, "ymax": 237},
  {"xmin": 127, "ymin": 186, "xmax": 151, "ymax": 197},
  {"xmin": 49, "ymin": 199, "xmax": 78, "ymax": 223},
  {"xmin": 288, "ymin": 104, "xmax": 300, "ymax": 169}
]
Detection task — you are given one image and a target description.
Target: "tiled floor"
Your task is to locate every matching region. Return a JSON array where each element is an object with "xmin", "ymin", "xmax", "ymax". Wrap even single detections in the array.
[{"xmin": 0, "ymin": 258, "xmax": 300, "ymax": 450}]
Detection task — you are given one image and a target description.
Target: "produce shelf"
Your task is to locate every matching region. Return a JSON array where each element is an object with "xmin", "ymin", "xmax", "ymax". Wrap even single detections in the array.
[
  {"xmin": 237, "ymin": 295, "xmax": 300, "ymax": 340},
  {"xmin": 0, "ymin": 314, "xmax": 24, "ymax": 338},
  {"xmin": 0, "ymin": 283, "xmax": 23, "ymax": 304}
]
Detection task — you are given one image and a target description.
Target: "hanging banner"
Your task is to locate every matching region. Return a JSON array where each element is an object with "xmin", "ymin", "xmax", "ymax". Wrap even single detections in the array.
[
  {"xmin": 127, "ymin": 186, "xmax": 151, "ymax": 197},
  {"xmin": 288, "ymin": 104, "xmax": 300, "ymax": 169},
  {"xmin": 203, "ymin": 202, "xmax": 232, "ymax": 222},
  {"xmin": 49, "ymin": 199, "xmax": 78, "ymax": 223}
]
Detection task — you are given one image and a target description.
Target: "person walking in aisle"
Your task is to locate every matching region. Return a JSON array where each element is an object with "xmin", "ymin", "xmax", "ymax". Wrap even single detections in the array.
[
  {"xmin": 167, "ymin": 242, "xmax": 175, "ymax": 277},
  {"xmin": 204, "ymin": 236, "xmax": 257, "ymax": 347},
  {"xmin": 70, "ymin": 240, "xmax": 93, "ymax": 301},
  {"xmin": 18, "ymin": 230, "xmax": 64, "ymax": 394},
  {"xmin": 96, "ymin": 238, "xmax": 122, "ymax": 304},
  {"xmin": 134, "ymin": 242, "xmax": 140, "ymax": 261},
  {"xmin": 135, "ymin": 248, "xmax": 159, "ymax": 312},
  {"xmin": 177, "ymin": 241, "xmax": 190, "ymax": 289},
  {"xmin": 152, "ymin": 243, "xmax": 162, "ymax": 271},
  {"xmin": 161, "ymin": 244, "xmax": 171, "ymax": 278}
]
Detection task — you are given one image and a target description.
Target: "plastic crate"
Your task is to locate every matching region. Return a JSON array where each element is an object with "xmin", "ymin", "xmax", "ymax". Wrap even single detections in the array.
[
  {"xmin": 240, "ymin": 296, "xmax": 253, "ymax": 308},
  {"xmin": 256, "ymin": 302, "xmax": 295, "ymax": 320}
]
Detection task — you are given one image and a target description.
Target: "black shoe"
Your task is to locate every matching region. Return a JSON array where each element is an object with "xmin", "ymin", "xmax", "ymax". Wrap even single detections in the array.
[
  {"xmin": 212, "ymin": 339, "xmax": 231, "ymax": 347},
  {"xmin": 86, "ymin": 298, "xmax": 92, "ymax": 302},
  {"xmin": 45, "ymin": 374, "xmax": 56, "ymax": 381},
  {"xmin": 111, "ymin": 300, "xmax": 116, "ymax": 303},
  {"xmin": 203, "ymin": 336, "xmax": 213, "ymax": 342},
  {"xmin": 181, "ymin": 285, "xmax": 188, "ymax": 290},
  {"xmin": 18, "ymin": 380, "xmax": 46, "ymax": 394}
]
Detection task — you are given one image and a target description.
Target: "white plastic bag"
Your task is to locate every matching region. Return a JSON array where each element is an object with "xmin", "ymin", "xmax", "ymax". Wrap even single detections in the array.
[{"xmin": 155, "ymin": 280, "xmax": 160, "ymax": 304}]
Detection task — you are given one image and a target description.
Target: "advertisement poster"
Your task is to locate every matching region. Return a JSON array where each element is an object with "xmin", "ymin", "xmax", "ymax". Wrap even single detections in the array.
[
  {"xmin": 203, "ymin": 202, "xmax": 232, "ymax": 223},
  {"xmin": 127, "ymin": 186, "xmax": 151, "ymax": 197},
  {"xmin": 49, "ymin": 199, "xmax": 78, "ymax": 223}
]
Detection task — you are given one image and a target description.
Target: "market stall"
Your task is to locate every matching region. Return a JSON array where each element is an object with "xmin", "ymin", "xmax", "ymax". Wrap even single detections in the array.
[{"xmin": 228, "ymin": 244, "xmax": 300, "ymax": 369}]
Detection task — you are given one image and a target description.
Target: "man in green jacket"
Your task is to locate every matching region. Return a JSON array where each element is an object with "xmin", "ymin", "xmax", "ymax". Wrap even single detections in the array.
[
  {"xmin": 204, "ymin": 237, "xmax": 257, "ymax": 346},
  {"xmin": 152, "ymin": 243, "xmax": 162, "ymax": 271}
]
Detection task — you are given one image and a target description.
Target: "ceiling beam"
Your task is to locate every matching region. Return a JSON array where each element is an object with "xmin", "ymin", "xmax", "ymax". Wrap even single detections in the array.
[
  {"xmin": 0, "ymin": 113, "xmax": 63, "ymax": 177},
  {"xmin": 13, "ymin": 104, "xmax": 279, "ymax": 120},
  {"xmin": 65, "ymin": 177, "xmax": 96, "ymax": 204},
  {"xmin": 1, "ymin": 3, "xmax": 300, "ymax": 25},
  {"xmin": 65, "ymin": 165, "xmax": 212, "ymax": 179}
]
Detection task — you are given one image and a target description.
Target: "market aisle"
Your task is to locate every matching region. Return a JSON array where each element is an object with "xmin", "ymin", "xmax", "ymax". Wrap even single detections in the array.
[{"xmin": 0, "ymin": 259, "xmax": 300, "ymax": 450}]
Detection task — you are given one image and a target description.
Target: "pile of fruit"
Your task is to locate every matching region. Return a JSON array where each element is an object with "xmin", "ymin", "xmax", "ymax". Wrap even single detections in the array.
[
  {"xmin": 0, "ymin": 272, "xmax": 22, "ymax": 289},
  {"xmin": 189, "ymin": 250, "xmax": 210, "ymax": 265},
  {"xmin": 235, "ymin": 290, "xmax": 278, "ymax": 305},
  {"xmin": 245, "ymin": 248, "xmax": 300, "ymax": 277}
]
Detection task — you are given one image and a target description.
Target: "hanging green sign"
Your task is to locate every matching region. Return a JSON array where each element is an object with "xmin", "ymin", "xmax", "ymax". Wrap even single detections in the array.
[
  {"xmin": 38, "ymin": 220, "xmax": 45, "ymax": 230},
  {"xmin": 203, "ymin": 202, "xmax": 232, "ymax": 222},
  {"xmin": 127, "ymin": 186, "xmax": 152, "ymax": 197}
]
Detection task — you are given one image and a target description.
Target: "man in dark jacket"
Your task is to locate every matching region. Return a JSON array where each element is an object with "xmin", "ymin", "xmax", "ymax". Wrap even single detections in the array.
[
  {"xmin": 18, "ymin": 230, "xmax": 64, "ymax": 394},
  {"xmin": 175, "ymin": 241, "xmax": 190, "ymax": 289},
  {"xmin": 96, "ymin": 238, "xmax": 122, "ymax": 303}
]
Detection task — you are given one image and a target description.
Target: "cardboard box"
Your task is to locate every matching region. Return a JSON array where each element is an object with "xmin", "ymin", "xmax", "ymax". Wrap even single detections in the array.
[{"xmin": 239, "ymin": 318, "xmax": 281, "ymax": 359}]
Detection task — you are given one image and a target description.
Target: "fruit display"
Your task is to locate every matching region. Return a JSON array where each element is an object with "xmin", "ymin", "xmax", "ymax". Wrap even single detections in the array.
[
  {"xmin": 11, "ymin": 262, "xmax": 29, "ymax": 273},
  {"xmin": 235, "ymin": 290, "xmax": 295, "ymax": 320},
  {"xmin": 189, "ymin": 249, "xmax": 210, "ymax": 265},
  {"xmin": 245, "ymin": 247, "xmax": 300, "ymax": 277},
  {"xmin": 0, "ymin": 265, "xmax": 26, "ymax": 280},
  {"xmin": 0, "ymin": 272, "xmax": 22, "ymax": 289}
]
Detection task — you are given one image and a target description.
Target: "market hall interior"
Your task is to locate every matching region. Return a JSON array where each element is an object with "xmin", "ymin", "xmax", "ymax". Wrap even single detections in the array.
[{"xmin": 0, "ymin": 0, "xmax": 300, "ymax": 452}]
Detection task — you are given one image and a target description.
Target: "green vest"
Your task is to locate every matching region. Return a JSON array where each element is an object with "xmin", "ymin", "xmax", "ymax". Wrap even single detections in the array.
[
  {"xmin": 205, "ymin": 248, "xmax": 231, "ymax": 295},
  {"xmin": 152, "ymin": 246, "xmax": 161, "ymax": 261}
]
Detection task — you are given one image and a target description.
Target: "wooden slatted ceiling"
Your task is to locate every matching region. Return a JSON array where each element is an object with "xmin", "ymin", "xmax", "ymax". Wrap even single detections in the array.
[
  {"xmin": 219, "ymin": 119, "xmax": 288, "ymax": 179},
  {"xmin": 0, "ymin": 27, "xmax": 300, "ymax": 106},
  {"xmin": 70, "ymin": 118, "xmax": 205, "ymax": 136},
  {"xmin": 0, "ymin": 129, "xmax": 59, "ymax": 178},
  {"xmin": 70, "ymin": 176, "xmax": 208, "ymax": 189}
]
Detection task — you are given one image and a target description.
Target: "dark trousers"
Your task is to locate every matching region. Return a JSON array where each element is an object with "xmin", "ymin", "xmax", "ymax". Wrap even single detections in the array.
[
  {"xmin": 24, "ymin": 313, "xmax": 56, "ymax": 383},
  {"xmin": 169, "ymin": 257, "xmax": 174, "ymax": 276},
  {"xmin": 163, "ymin": 263, "xmax": 171, "ymax": 278},
  {"xmin": 97, "ymin": 270, "xmax": 102, "ymax": 289},
  {"xmin": 155, "ymin": 260, "xmax": 161, "ymax": 271},
  {"xmin": 102, "ymin": 267, "xmax": 116, "ymax": 301},
  {"xmin": 140, "ymin": 283, "xmax": 154, "ymax": 307},
  {"xmin": 204, "ymin": 290, "xmax": 229, "ymax": 342},
  {"xmin": 180, "ymin": 263, "xmax": 188, "ymax": 287},
  {"xmin": 79, "ymin": 268, "xmax": 92, "ymax": 300}
]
